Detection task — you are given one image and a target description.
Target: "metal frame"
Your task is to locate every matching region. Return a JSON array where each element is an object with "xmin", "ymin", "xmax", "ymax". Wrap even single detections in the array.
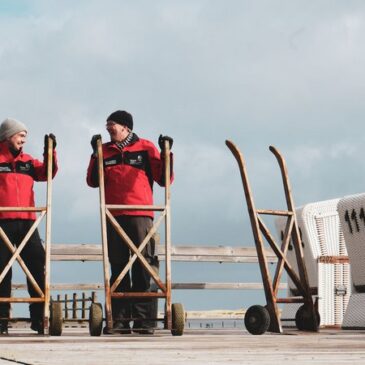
[
  {"xmin": 97, "ymin": 138, "xmax": 172, "ymax": 331},
  {"xmin": 226, "ymin": 140, "xmax": 318, "ymax": 333},
  {"xmin": 0, "ymin": 137, "xmax": 54, "ymax": 334}
]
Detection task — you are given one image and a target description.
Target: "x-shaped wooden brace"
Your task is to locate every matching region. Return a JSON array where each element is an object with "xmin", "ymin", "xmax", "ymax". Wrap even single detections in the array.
[
  {"xmin": 0, "ymin": 210, "xmax": 46, "ymax": 300},
  {"xmin": 106, "ymin": 209, "xmax": 167, "ymax": 294},
  {"xmin": 257, "ymin": 215, "xmax": 306, "ymax": 297}
]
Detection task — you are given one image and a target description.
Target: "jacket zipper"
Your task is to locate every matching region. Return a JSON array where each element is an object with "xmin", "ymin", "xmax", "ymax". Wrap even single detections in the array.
[{"xmin": 14, "ymin": 162, "xmax": 20, "ymax": 208}]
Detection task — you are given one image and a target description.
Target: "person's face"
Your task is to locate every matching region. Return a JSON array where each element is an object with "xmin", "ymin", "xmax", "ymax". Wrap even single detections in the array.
[
  {"xmin": 7, "ymin": 131, "xmax": 27, "ymax": 151},
  {"xmin": 106, "ymin": 121, "xmax": 129, "ymax": 142}
]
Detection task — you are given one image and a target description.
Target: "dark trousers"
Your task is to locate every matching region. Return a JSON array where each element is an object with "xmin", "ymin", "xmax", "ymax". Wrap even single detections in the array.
[
  {"xmin": 0, "ymin": 220, "xmax": 45, "ymax": 322},
  {"xmin": 107, "ymin": 215, "xmax": 158, "ymax": 328}
]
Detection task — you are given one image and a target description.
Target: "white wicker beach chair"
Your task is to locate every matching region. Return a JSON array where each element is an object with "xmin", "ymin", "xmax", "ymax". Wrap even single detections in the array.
[
  {"xmin": 276, "ymin": 198, "xmax": 350, "ymax": 327},
  {"xmin": 338, "ymin": 193, "xmax": 365, "ymax": 329}
]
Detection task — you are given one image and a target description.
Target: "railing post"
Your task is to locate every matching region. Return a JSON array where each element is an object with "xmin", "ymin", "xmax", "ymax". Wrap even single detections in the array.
[
  {"xmin": 72, "ymin": 293, "xmax": 77, "ymax": 319},
  {"xmin": 64, "ymin": 294, "xmax": 68, "ymax": 320},
  {"xmin": 81, "ymin": 292, "xmax": 86, "ymax": 319}
]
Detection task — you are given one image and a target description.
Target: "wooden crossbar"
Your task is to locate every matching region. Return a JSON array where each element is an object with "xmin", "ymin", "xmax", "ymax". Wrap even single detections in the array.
[
  {"xmin": 49, "ymin": 244, "xmax": 279, "ymax": 263},
  {"xmin": 10, "ymin": 282, "xmax": 288, "ymax": 291}
]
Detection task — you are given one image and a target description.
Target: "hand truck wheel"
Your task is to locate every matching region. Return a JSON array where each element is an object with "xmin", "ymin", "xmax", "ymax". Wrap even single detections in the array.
[
  {"xmin": 244, "ymin": 305, "xmax": 270, "ymax": 335},
  {"xmin": 89, "ymin": 302, "xmax": 103, "ymax": 336},
  {"xmin": 295, "ymin": 304, "xmax": 320, "ymax": 331},
  {"xmin": 49, "ymin": 302, "xmax": 63, "ymax": 336},
  {"xmin": 171, "ymin": 303, "xmax": 185, "ymax": 336}
]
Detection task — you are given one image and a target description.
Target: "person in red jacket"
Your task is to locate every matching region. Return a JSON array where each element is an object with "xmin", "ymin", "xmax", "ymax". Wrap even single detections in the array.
[
  {"xmin": 0, "ymin": 118, "xmax": 58, "ymax": 335},
  {"xmin": 87, "ymin": 110, "xmax": 173, "ymax": 335}
]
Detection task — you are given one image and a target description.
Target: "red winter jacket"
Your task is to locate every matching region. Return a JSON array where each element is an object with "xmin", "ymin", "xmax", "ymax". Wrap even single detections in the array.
[
  {"xmin": 86, "ymin": 134, "xmax": 173, "ymax": 218},
  {"xmin": 0, "ymin": 141, "xmax": 58, "ymax": 220}
]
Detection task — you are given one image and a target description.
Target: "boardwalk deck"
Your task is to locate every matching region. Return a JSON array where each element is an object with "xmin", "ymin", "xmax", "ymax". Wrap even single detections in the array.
[{"xmin": 0, "ymin": 328, "xmax": 365, "ymax": 364}]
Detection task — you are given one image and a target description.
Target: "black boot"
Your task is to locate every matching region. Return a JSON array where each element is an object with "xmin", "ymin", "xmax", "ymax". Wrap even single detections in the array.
[
  {"xmin": 132, "ymin": 298, "xmax": 157, "ymax": 335},
  {"xmin": 30, "ymin": 319, "xmax": 44, "ymax": 335},
  {"xmin": 0, "ymin": 309, "xmax": 9, "ymax": 335},
  {"xmin": 29, "ymin": 302, "xmax": 44, "ymax": 334},
  {"xmin": 113, "ymin": 320, "xmax": 131, "ymax": 334},
  {"xmin": 103, "ymin": 320, "xmax": 131, "ymax": 335},
  {"xmin": 132, "ymin": 321, "xmax": 154, "ymax": 335},
  {"xmin": 0, "ymin": 321, "xmax": 8, "ymax": 335}
]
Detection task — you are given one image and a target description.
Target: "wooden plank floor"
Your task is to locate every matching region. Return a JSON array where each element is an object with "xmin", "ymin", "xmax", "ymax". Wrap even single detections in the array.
[{"xmin": 0, "ymin": 328, "xmax": 365, "ymax": 364}]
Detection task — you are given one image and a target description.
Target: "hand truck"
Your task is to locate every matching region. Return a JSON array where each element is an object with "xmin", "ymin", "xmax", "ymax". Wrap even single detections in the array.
[
  {"xmin": 93, "ymin": 137, "xmax": 184, "ymax": 336},
  {"xmin": 226, "ymin": 140, "xmax": 319, "ymax": 335},
  {"xmin": 0, "ymin": 136, "xmax": 62, "ymax": 335}
]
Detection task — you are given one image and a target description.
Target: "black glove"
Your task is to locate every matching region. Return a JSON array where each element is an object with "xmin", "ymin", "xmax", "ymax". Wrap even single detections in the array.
[
  {"xmin": 158, "ymin": 135, "xmax": 173, "ymax": 151},
  {"xmin": 91, "ymin": 134, "xmax": 102, "ymax": 154},
  {"xmin": 44, "ymin": 133, "xmax": 57, "ymax": 153}
]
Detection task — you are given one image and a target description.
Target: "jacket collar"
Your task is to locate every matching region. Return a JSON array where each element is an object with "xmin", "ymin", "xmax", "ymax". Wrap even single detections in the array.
[
  {"xmin": 106, "ymin": 133, "xmax": 139, "ymax": 150},
  {"xmin": 0, "ymin": 141, "xmax": 24, "ymax": 160}
]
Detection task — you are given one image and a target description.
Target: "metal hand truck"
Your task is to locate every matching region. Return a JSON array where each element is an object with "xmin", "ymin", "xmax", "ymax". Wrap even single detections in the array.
[
  {"xmin": 92, "ymin": 137, "xmax": 184, "ymax": 336},
  {"xmin": 0, "ymin": 136, "xmax": 62, "ymax": 335},
  {"xmin": 226, "ymin": 140, "xmax": 319, "ymax": 335}
]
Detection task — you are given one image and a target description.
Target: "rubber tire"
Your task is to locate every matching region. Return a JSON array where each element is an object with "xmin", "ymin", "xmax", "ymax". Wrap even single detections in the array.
[
  {"xmin": 171, "ymin": 303, "xmax": 185, "ymax": 336},
  {"xmin": 89, "ymin": 303, "xmax": 103, "ymax": 336},
  {"xmin": 49, "ymin": 302, "xmax": 63, "ymax": 336},
  {"xmin": 264, "ymin": 305, "xmax": 279, "ymax": 333},
  {"xmin": 295, "ymin": 305, "xmax": 320, "ymax": 331},
  {"xmin": 244, "ymin": 305, "xmax": 270, "ymax": 335}
]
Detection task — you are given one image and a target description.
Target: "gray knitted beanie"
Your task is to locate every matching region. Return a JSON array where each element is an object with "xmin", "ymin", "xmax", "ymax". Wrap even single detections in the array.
[{"xmin": 0, "ymin": 118, "xmax": 28, "ymax": 142}]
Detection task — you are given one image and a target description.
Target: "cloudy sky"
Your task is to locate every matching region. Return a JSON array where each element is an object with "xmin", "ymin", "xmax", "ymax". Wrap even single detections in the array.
[{"xmin": 1, "ymin": 1, "xmax": 365, "ymax": 312}]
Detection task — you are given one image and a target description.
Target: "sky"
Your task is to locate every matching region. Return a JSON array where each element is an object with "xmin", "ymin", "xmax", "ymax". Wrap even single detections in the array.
[{"xmin": 1, "ymin": 0, "xmax": 365, "ymax": 314}]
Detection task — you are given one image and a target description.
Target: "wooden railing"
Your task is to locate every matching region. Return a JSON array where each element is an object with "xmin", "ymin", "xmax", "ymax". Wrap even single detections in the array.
[
  {"xmin": 50, "ymin": 244, "xmax": 279, "ymax": 263},
  {"xmin": 13, "ymin": 244, "xmax": 287, "ymax": 291}
]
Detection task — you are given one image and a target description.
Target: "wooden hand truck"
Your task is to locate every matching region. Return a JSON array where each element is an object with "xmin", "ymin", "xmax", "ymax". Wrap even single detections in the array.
[
  {"xmin": 226, "ymin": 140, "xmax": 319, "ymax": 335},
  {"xmin": 95, "ymin": 137, "xmax": 184, "ymax": 336},
  {"xmin": 0, "ymin": 136, "xmax": 62, "ymax": 335}
]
